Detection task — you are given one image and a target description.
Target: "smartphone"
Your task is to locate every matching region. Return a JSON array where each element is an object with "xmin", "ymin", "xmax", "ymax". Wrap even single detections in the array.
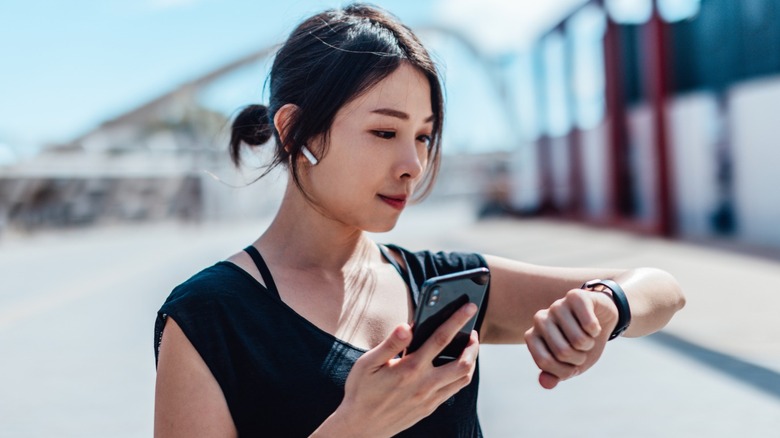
[{"xmin": 406, "ymin": 267, "xmax": 490, "ymax": 366}]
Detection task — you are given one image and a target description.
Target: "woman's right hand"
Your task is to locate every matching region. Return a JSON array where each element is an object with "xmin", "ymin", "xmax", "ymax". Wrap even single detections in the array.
[{"xmin": 311, "ymin": 302, "xmax": 480, "ymax": 438}]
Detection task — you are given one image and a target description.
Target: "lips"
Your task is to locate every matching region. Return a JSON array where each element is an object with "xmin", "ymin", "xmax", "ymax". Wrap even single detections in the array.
[{"xmin": 378, "ymin": 194, "xmax": 407, "ymax": 210}]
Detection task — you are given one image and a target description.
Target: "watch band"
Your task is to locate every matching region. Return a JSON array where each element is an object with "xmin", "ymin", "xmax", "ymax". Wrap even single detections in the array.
[{"xmin": 581, "ymin": 279, "xmax": 631, "ymax": 340}]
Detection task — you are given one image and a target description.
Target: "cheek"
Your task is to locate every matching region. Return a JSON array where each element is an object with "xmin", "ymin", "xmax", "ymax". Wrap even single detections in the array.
[
  {"xmin": 310, "ymin": 150, "xmax": 376, "ymax": 197},
  {"xmin": 421, "ymin": 149, "xmax": 430, "ymax": 167},
  {"xmin": 417, "ymin": 148, "xmax": 431, "ymax": 173}
]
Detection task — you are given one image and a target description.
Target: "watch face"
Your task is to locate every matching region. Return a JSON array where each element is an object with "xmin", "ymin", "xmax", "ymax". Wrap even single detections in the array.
[{"xmin": 582, "ymin": 279, "xmax": 608, "ymax": 292}]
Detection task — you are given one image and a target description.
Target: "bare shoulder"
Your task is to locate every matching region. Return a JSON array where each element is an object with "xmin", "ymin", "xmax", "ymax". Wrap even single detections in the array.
[{"xmin": 155, "ymin": 317, "xmax": 237, "ymax": 437}]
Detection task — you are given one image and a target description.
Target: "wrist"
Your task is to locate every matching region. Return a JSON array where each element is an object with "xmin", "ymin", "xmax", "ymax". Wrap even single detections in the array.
[
  {"xmin": 581, "ymin": 279, "xmax": 631, "ymax": 340},
  {"xmin": 310, "ymin": 404, "xmax": 363, "ymax": 438}
]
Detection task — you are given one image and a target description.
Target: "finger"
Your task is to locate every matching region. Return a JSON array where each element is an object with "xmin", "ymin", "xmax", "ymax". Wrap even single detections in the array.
[
  {"xmin": 570, "ymin": 290, "xmax": 602, "ymax": 337},
  {"xmin": 460, "ymin": 330, "xmax": 480, "ymax": 363},
  {"xmin": 525, "ymin": 331, "xmax": 577, "ymax": 381},
  {"xmin": 359, "ymin": 324, "xmax": 413, "ymax": 370},
  {"xmin": 584, "ymin": 290, "xmax": 620, "ymax": 336},
  {"xmin": 538, "ymin": 317, "xmax": 588, "ymax": 366},
  {"xmin": 550, "ymin": 302, "xmax": 596, "ymax": 352},
  {"xmin": 434, "ymin": 332, "xmax": 479, "ymax": 395},
  {"xmin": 435, "ymin": 329, "xmax": 479, "ymax": 375},
  {"xmin": 435, "ymin": 371, "xmax": 474, "ymax": 400},
  {"xmin": 412, "ymin": 303, "xmax": 477, "ymax": 364},
  {"xmin": 538, "ymin": 371, "xmax": 561, "ymax": 390}
]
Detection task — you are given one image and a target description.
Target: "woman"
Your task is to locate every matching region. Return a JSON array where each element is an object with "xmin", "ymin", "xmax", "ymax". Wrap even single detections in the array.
[{"xmin": 153, "ymin": 4, "xmax": 685, "ymax": 437}]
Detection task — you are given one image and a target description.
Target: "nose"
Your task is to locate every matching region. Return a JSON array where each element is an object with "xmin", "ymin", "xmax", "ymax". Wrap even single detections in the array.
[{"xmin": 395, "ymin": 139, "xmax": 426, "ymax": 181}]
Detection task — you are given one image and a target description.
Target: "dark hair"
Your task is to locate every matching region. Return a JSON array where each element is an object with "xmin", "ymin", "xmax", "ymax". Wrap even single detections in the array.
[{"xmin": 229, "ymin": 3, "xmax": 444, "ymax": 202}]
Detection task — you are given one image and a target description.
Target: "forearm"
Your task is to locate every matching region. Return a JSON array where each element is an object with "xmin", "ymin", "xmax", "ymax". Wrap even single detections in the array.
[
  {"xmin": 481, "ymin": 256, "xmax": 685, "ymax": 343},
  {"xmin": 611, "ymin": 267, "xmax": 686, "ymax": 337},
  {"xmin": 481, "ymin": 255, "xmax": 623, "ymax": 343}
]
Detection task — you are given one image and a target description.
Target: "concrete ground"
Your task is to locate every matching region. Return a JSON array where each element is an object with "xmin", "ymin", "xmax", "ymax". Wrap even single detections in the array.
[{"xmin": 1, "ymin": 200, "xmax": 779, "ymax": 437}]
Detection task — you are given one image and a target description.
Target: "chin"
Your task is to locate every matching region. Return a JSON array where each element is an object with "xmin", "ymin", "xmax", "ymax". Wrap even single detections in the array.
[{"xmin": 363, "ymin": 217, "xmax": 400, "ymax": 233}]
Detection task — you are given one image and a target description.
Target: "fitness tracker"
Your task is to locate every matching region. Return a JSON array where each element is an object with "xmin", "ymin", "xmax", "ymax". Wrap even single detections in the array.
[{"xmin": 581, "ymin": 279, "xmax": 631, "ymax": 340}]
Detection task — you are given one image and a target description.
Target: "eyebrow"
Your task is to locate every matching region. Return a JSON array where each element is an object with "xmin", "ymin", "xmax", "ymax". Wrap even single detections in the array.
[{"xmin": 371, "ymin": 108, "xmax": 435, "ymax": 123}]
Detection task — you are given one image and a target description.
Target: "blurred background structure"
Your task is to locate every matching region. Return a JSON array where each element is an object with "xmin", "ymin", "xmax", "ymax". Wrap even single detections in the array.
[
  {"xmin": 2, "ymin": 0, "xmax": 780, "ymax": 250},
  {"xmin": 3, "ymin": 0, "xmax": 780, "ymax": 436},
  {"xmin": 510, "ymin": 0, "xmax": 780, "ymax": 248}
]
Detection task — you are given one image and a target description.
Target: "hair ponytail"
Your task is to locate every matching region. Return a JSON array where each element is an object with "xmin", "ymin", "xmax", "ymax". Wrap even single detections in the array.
[{"xmin": 229, "ymin": 104, "xmax": 273, "ymax": 166}]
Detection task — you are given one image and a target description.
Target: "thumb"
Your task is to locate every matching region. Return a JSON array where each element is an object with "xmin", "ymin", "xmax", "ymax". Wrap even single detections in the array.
[
  {"xmin": 359, "ymin": 324, "xmax": 413, "ymax": 369},
  {"xmin": 538, "ymin": 371, "xmax": 560, "ymax": 390}
]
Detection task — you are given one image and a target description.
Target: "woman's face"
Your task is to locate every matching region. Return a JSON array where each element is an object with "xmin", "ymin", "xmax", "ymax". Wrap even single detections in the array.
[{"xmin": 303, "ymin": 63, "xmax": 434, "ymax": 233}]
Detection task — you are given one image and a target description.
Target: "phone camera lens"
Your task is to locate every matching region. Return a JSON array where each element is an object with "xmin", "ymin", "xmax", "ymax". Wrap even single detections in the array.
[
  {"xmin": 428, "ymin": 300, "xmax": 437, "ymax": 306},
  {"xmin": 432, "ymin": 288, "xmax": 440, "ymax": 296}
]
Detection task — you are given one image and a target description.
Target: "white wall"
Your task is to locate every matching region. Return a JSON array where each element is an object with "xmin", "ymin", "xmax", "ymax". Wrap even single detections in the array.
[
  {"xmin": 580, "ymin": 121, "xmax": 609, "ymax": 218},
  {"xmin": 549, "ymin": 135, "xmax": 571, "ymax": 210},
  {"xmin": 667, "ymin": 92, "xmax": 719, "ymax": 237},
  {"xmin": 626, "ymin": 104, "xmax": 658, "ymax": 226},
  {"xmin": 730, "ymin": 75, "xmax": 780, "ymax": 247},
  {"xmin": 508, "ymin": 140, "xmax": 541, "ymax": 212}
]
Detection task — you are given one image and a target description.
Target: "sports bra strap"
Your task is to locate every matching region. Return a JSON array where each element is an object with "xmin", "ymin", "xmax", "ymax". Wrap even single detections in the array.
[
  {"xmin": 243, "ymin": 245, "xmax": 281, "ymax": 299},
  {"xmin": 244, "ymin": 244, "xmax": 417, "ymax": 303}
]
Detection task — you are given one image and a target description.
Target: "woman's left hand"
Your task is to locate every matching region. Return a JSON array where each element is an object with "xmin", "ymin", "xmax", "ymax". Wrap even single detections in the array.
[{"xmin": 524, "ymin": 288, "xmax": 619, "ymax": 389}]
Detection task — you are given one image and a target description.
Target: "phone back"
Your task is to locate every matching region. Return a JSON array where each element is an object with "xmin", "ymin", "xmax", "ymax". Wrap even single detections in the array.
[{"xmin": 407, "ymin": 268, "xmax": 489, "ymax": 366}]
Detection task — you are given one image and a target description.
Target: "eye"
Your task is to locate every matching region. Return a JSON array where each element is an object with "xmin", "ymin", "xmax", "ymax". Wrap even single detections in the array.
[
  {"xmin": 372, "ymin": 130, "xmax": 396, "ymax": 140},
  {"xmin": 417, "ymin": 134, "xmax": 432, "ymax": 149}
]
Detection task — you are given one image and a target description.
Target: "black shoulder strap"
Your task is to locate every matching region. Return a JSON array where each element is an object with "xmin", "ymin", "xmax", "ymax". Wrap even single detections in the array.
[
  {"xmin": 378, "ymin": 244, "xmax": 420, "ymax": 305},
  {"xmin": 378, "ymin": 244, "xmax": 404, "ymax": 276},
  {"xmin": 243, "ymin": 245, "xmax": 281, "ymax": 298}
]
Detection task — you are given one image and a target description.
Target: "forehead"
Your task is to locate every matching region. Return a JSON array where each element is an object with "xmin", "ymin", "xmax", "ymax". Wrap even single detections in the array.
[{"xmin": 338, "ymin": 63, "xmax": 433, "ymax": 120}]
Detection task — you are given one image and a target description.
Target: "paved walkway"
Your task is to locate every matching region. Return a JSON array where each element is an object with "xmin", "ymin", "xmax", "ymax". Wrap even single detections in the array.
[{"xmin": 1, "ymin": 201, "xmax": 779, "ymax": 436}]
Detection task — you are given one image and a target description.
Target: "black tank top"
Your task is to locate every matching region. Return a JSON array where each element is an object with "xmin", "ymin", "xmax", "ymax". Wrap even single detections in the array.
[{"xmin": 155, "ymin": 244, "xmax": 490, "ymax": 437}]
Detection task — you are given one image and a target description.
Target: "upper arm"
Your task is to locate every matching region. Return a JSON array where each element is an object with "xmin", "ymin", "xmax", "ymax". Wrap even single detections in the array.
[
  {"xmin": 480, "ymin": 255, "xmax": 624, "ymax": 344},
  {"xmin": 154, "ymin": 317, "xmax": 237, "ymax": 438}
]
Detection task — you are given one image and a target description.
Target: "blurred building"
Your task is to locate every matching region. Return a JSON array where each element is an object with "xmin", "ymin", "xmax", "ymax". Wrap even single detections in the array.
[
  {"xmin": 3, "ymin": 0, "xmax": 780, "ymax": 251},
  {"xmin": 0, "ymin": 36, "xmax": 504, "ymax": 234},
  {"xmin": 505, "ymin": 0, "xmax": 780, "ymax": 248},
  {"xmin": 0, "ymin": 46, "xmax": 288, "ymax": 232}
]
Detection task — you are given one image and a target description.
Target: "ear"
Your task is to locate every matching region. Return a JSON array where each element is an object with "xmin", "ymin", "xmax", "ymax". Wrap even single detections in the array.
[{"xmin": 273, "ymin": 103, "xmax": 299, "ymax": 150}]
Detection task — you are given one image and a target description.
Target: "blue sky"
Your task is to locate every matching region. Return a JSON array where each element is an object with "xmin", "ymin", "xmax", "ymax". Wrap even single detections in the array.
[{"xmin": 0, "ymin": 0, "xmax": 590, "ymax": 159}]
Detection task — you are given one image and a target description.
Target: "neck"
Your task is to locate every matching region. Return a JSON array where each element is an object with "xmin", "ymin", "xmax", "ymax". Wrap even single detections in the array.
[{"xmin": 254, "ymin": 183, "xmax": 377, "ymax": 272}]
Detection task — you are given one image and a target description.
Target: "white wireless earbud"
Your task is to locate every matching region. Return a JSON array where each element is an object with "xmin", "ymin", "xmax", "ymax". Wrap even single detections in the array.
[{"xmin": 300, "ymin": 145, "xmax": 319, "ymax": 166}]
